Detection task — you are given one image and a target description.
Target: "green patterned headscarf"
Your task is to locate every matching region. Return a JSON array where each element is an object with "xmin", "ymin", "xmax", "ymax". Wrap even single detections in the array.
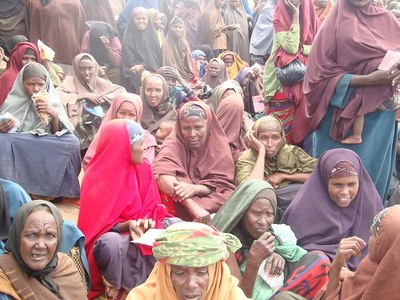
[{"xmin": 153, "ymin": 222, "xmax": 241, "ymax": 267}]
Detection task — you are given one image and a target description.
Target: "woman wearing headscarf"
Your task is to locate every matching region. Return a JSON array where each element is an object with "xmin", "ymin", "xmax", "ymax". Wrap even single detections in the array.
[
  {"xmin": 127, "ymin": 221, "xmax": 249, "ymax": 300},
  {"xmin": 161, "ymin": 17, "xmax": 198, "ymax": 84},
  {"xmin": 263, "ymin": 0, "xmax": 319, "ymax": 145},
  {"xmin": 83, "ymin": 92, "xmax": 157, "ymax": 168},
  {"xmin": 201, "ymin": 58, "xmax": 228, "ymax": 89},
  {"xmin": 147, "ymin": 8, "xmax": 165, "ymax": 46},
  {"xmin": 281, "ymin": 148, "xmax": 384, "ymax": 271},
  {"xmin": 0, "ymin": 63, "xmax": 81, "ymax": 200},
  {"xmin": 25, "ymin": 0, "xmax": 86, "ymax": 66},
  {"xmin": 212, "ymin": 180, "xmax": 330, "ymax": 300},
  {"xmin": 224, "ymin": 0, "xmax": 250, "ymax": 63},
  {"xmin": 192, "ymin": 49, "xmax": 207, "ymax": 78},
  {"xmin": 0, "ymin": 201, "xmax": 87, "ymax": 299},
  {"xmin": 153, "ymin": 101, "xmax": 236, "ymax": 223},
  {"xmin": 236, "ymin": 115, "xmax": 317, "ymax": 221},
  {"xmin": 206, "ymin": 80, "xmax": 246, "ymax": 162},
  {"xmin": 121, "ymin": 6, "xmax": 162, "ymax": 93},
  {"xmin": 140, "ymin": 74, "xmax": 177, "ymax": 135},
  {"xmin": 313, "ymin": 0, "xmax": 333, "ymax": 22},
  {"xmin": 303, "ymin": 0, "xmax": 400, "ymax": 200},
  {"xmin": 57, "ymin": 53, "xmax": 126, "ymax": 151},
  {"xmin": 80, "ymin": 21, "xmax": 122, "ymax": 84},
  {"xmin": 218, "ymin": 50, "xmax": 247, "ymax": 80},
  {"xmin": 78, "ymin": 119, "xmax": 167, "ymax": 299},
  {"xmin": 2, "ymin": 35, "xmax": 28, "ymax": 58},
  {"xmin": 235, "ymin": 66, "xmax": 263, "ymax": 116}
]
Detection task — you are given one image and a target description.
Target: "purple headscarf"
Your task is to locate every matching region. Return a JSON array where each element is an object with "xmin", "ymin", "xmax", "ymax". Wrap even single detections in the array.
[{"xmin": 281, "ymin": 148, "xmax": 383, "ymax": 270}]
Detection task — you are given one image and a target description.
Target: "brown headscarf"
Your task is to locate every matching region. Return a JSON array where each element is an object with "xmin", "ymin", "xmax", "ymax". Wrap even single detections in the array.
[
  {"xmin": 152, "ymin": 101, "xmax": 236, "ymax": 213},
  {"xmin": 201, "ymin": 58, "xmax": 229, "ymax": 89},
  {"xmin": 161, "ymin": 17, "xmax": 197, "ymax": 82},
  {"xmin": 140, "ymin": 74, "xmax": 177, "ymax": 134},
  {"xmin": 202, "ymin": 0, "xmax": 227, "ymax": 50}
]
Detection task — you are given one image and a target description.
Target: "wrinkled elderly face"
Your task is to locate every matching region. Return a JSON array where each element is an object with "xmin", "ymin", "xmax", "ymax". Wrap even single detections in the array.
[
  {"xmin": 170, "ymin": 265, "xmax": 209, "ymax": 300},
  {"xmin": 243, "ymin": 198, "xmax": 275, "ymax": 239},
  {"xmin": 20, "ymin": 209, "xmax": 58, "ymax": 271},
  {"xmin": 144, "ymin": 77, "xmax": 164, "ymax": 108}
]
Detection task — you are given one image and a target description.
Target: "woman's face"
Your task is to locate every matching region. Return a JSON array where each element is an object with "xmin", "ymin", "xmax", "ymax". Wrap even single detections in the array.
[
  {"xmin": 131, "ymin": 139, "xmax": 145, "ymax": 164},
  {"xmin": 77, "ymin": 59, "xmax": 94, "ymax": 83},
  {"xmin": 22, "ymin": 53, "xmax": 37, "ymax": 66},
  {"xmin": 144, "ymin": 77, "xmax": 164, "ymax": 107},
  {"xmin": 134, "ymin": 12, "xmax": 148, "ymax": 30},
  {"xmin": 257, "ymin": 130, "xmax": 284, "ymax": 158},
  {"xmin": 170, "ymin": 265, "xmax": 209, "ymax": 300},
  {"xmin": 208, "ymin": 61, "xmax": 220, "ymax": 77},
  {"xmin": 170, "ymin": 23, "xmax": 184, "ymax": 38},
  {"xmin": 223, "ymin": 55, "xmax": 234, "ymax": 68},
  {"xmin": 23, "ymin": 76, "xmax": 46, "ymax": 98},
  {"xmin": 196, "ymin": 55, "xmax": 206, "ymax": 63},
  {"xmin": 180, "ymin": 116, "xmax": 207, "ymax": 151},
  {"xmin": 116, "ymin": 101, "xmax": 137, "ymax": 121},
  {"xmin": 243, "ymin": 198, "xmax": 275, "ymax": 240},
  {"xmin": 328, "ymin": 176, "xmax": 359, "ymax": 207},
  {"xmin": 348, "ymin": 0, "xmax": 371, "ymax": 7},
  {"xmin": 20, "ymin": 209, "xmax": 58, "ymax": 271}
]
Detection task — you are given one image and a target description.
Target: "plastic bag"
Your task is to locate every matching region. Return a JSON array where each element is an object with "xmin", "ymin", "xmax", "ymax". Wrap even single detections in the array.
[{"xmin": 275, "ymin": 59, "xmax": 306, "ymax": 86}]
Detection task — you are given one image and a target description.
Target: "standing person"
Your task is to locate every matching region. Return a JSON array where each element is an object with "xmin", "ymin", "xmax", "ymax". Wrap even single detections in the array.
[
  {"xmin": 263, "ymin": 0, "xmax": 319, "ymax": 145},
  {"xmin": 281, "ymin": 148, "xmax": 384, "ymax": 271},
  {"xmin": 25, "ymin": 0, "xmax": 86, "ymax": 67},
  {"xmin": 121, "ymin": 7, "xmax": 162, "ymax": 93},
  {"xmin": 224, "ymin": 0, "xmax": 250, "ymax": 63},
  {"xmin": 0, "ymin": 0, "xmax": 27, "ymax": 48},
  {"xmin": 127, "ymin": 221, "xmax": 250, "ymax": 300},
  {"xmin": 153, "ymin": 101, "xmax": 236, "ymax": 223},
  {"xmin": 303, "ymin": 0, "xmax": 400, "ymax": 199},
  {"xmin": 202, "ymin": 0, "xmax": 239, "ymax": 57},
  {"xmin": 57, "ymin": 53, "xmax": 125, "ymax": 151},
  {"xmin": 161, "ymin": 17, "xmax": 198, "ymax": 84},
  {"xmin": 78, "ymin": 119, "xmax": 167, "ymax": 299},
  {"xmin": 82, "ymin": 0, "xmax": 118, "ymax": 29}
]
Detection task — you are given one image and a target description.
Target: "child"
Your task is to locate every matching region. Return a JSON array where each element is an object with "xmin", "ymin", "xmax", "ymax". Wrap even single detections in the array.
[{"xmin": 155, "ymin": 120, "xmax": 175, "ymax": 144}]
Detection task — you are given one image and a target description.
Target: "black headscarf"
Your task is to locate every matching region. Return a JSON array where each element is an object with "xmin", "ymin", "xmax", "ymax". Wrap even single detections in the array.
[
  {"xmin": 87, "ymin": 21, "xmax": 119, "ymax": 66},
  {"xmin": 0, "ymin": 183, "xmax": 11, "ymax": 241},
  {"xmin": 5, "ymin": 200, "xmax": 64, "ymax": 299},
  {"xmin": 3, "ymin": 35, "xmax": 28, "ymax": 57}
]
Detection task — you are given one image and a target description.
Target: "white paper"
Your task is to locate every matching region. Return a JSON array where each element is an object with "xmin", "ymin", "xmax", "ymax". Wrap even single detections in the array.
[
  {"xmin": 257, "ymin": 259, "xmax": 285, "ymax": 292},
  {"xmin": 130, "ymin": 229, "xmax": 164, "ymax": 246}
]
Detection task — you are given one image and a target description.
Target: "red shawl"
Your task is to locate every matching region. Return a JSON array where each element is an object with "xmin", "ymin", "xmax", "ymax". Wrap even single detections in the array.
[
  {"xmin": 273, "ymin": 0, "xmax": 320, "ymax": 144},
  {"xmin": 304, "ymin": 0, "xmax": 400, "ymax": 140},
  {"xmin": 0, "ymin": 42, "xmax": 41, "ymax": 106},
  {"xmin": 152, "ymin": 101, "xmax": 235, "ymax": 215},
  {"xmin": 78, "ymin": 119, "xmax": 165, "ymax": 299}
]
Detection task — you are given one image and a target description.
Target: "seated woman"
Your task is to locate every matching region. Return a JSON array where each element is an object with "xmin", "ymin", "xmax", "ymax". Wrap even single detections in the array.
[
  {"xmin": 78, "ymin": 119, "xmax": 167, "ymax": 299},
  {"xmin": 153, "ymin": 101, "xmax": 236, "ymax": 223},
  {"xmin": 218, "ymin": 50, "xmax": 247, "ymax": 80},
  {"xmin": 206, "ymin": 80, "xmax": 246, "ymax": 162},
  {"xmin": 0, "ymin": 62, "xmax": 81, "ymax": 200},
  {"xmin": 83, "ymin": 92, "xmax": 157, "ymax": 168},
  {"xmin": 81, "ymin": 21, "xmax": 122, "ymax": 85},
  {"xmin": 281, "ymin": 148, "xmax": 384, "ymax": 271},
  {"xmin": 201, "ymin": 58, "xmax": 228, "ymax": 89},
  {"xmin": 211, "ymin": 179, "xmax": 330, "ymax": 300},
  {"xmin": 0, "ymin": 201, "xmax": 87, "ymax": 299},
  {"xmin": 235, "ymin": 66, "xmax": 263, "ymax": 116},
  {"xmin": 235, "ymin": 115, "xmax": 316, "ymax": 221},
  {"xmin": 127, "ymin": 221, "xmax": 249, "ymax": 300},
  {"xmin": 121, "ymin": 7, "xmax": 161, "ymax": 93},
  {"xmin": 140, "ymin": 74, "xmax": 177, "ymax": 135},
  {"xmin": 57, "ymin": 53, "xmax": 126, "ymax": 152},
  {"xmin": 192, "ymin": 49, "xmax": 207, "ymax": 78}
]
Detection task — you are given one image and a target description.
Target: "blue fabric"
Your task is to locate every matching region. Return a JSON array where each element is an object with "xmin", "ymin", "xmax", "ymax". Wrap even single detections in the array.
[
  {"xmin": 306, "ymin": 75, "xmax": 397, "ymax": 200},
  {"xmin": 118, "ymin": 0, "xmax": 159, "ymax": 36},
  {"xmin": 0, "ymin": 294, "xmax": 12, "ymax": 300},
  {"xmin": 241, "ymin": 0, "xmax": 253, "ymax": 17},
  {"xmin": 60, "ymin": 220, "xmax": 91, "ymax": 291}
]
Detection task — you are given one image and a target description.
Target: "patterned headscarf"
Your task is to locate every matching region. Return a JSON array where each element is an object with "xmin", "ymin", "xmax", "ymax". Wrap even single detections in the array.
[
  {"xmin": 253, "ymin": 115, "xmax": 286, "ymax": 149},
  {"xmin": 126, "ymin": 119, "xmax": 144, "ymax": 144},
  {"xmin": 179, "ymin": 104, "xmax": 207, "ymax": 120},
  {"xmin": 329, "ymin": 161, "xmax": 358, "ymax": 179},
  {"xmin": 153, "ymin": 222, "xmax": 241, "ymax": 267}
]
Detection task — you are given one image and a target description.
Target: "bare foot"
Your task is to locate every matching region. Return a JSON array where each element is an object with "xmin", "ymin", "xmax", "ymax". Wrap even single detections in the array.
[{"xmin": 341, "ymin": 136, "xmax": 362, "ymax": 144}]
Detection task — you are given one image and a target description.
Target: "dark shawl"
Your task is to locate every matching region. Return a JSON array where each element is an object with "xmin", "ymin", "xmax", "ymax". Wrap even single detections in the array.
[
  {"xmin": 0, "ymin": 0, "xmax": 23, "ymax": 18},
  {"xmin": 304, "ymin": 0, "xmax": 400, "ymax": 141},
  {"xmin": 281, "ymin": 148, "xmax": 383, "ymax": 270},
  {"xmin": 82, "ymin": 0, "xmax": 118, "ymax": 29},
  {"xmin": 0, "ymin": 183, "xmax": 10, "ymax": 241},
  {"xmin": 3, "ymin": 35, "xmax": 28, "ymax": 56},
  {"xmin": 140, "ymin": 74, "xmax": 177, "ymax": 134},
  {"xmin": 4, "ymin": 201, "xmax": 64, "ymax": 298},
  {"xmin": 87, "ymin": 21, "xmax": 119, "ymax": 66},
  {"xmin": 152, "ymin": 101, "xmax": 236, "ymax": 214},
  {"xmin": 121, "ymin": 7, "xmax": 161, "ymax": 92}
]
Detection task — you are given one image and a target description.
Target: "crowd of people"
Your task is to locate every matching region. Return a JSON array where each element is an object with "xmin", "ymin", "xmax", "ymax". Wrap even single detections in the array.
[{"xmin": 1, "ymin": 0, "xmax": 400, "ymax": 299}]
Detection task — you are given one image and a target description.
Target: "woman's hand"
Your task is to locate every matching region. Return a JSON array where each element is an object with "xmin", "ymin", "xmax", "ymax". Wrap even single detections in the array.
[
  {"xmin": 0, "ymin": 117, "xmax": 17, "ymax": 133},
  {"xmin": 266, "ymin": 173, "xmax": 287, "ymax": 188},
  {"xmin": 193, "ymin": 208, "xmax": 211, "ymax": 224},
  {"xmin": 128, "ymin": 218, "xmax": 156, "ymax": 240},
  {"xmin": 367, "ymin": 63, "xmax": 400, "ymax": 86},
  {"xmin": 332, "ymin": 236, "xmax": 366, "ymax": 269},
  {"xmin": 284, "ymin": 0, "xmax": 300, "ymax": 15},
  {"xmin": 248, "ymin": 231, "xmax": 276, "ymax": 267},
  {"xmin": 129, "ymin": 64, "xmax": 144, "ymax": 75},
  {"xmin": 85, "ymin": 95, "xmax": 102, "ymax": 106},
  {"xmin": 35, "ymin": 98, "xmax": 58, "ymax": 119},
  {"xmin": 172, "ymin": 182, "xmax": 199, "ymax": 202},
  {"xmin": 265, "ymin": 252, "xmax": 285, "ymax": 276},
  {"xmin": 100, "ymin": 36, "xmax": 111, "ymax": 49},
  {"xmin": 245, "ymin": 130, "xmax": 266, "ymax": 154}
]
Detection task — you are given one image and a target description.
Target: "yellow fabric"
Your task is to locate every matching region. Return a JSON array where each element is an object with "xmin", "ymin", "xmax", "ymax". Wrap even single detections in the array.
[
  {"xmin": 127, "ymin": 261, "xmax": 249, "ymax": 300},
  {"xmin": 0, "ymin": 268, "xmax": 22, "ymax": 300},
  {"xmin": 218, "ymin": 51, "xmax": 246, "ymax": 79}
]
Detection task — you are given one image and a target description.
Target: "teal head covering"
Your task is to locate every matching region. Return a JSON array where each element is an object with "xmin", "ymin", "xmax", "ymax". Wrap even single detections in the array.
[{"xmin": 153, "ymin": 222, "xmax": 241, "ymax": 267}]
